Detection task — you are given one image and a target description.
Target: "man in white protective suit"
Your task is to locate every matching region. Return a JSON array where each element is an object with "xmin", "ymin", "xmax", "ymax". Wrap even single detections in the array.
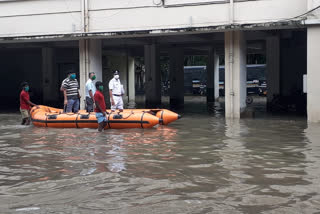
[{"xmin": 108, "ymin": 70, "xmax": 125, "ymax": 113}]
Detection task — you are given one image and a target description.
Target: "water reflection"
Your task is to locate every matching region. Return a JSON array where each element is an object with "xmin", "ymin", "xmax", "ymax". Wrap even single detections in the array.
[
  {"xmin": 218, "ymin": 119, "xmax": 311, "ymax": 212},
  {"xmin": 300, "ymin": 123, "xmax": 320, "ymax": 213},
  {"xmin": 1, "ymin": 113, "xmax": 320, "ymax": 213}
]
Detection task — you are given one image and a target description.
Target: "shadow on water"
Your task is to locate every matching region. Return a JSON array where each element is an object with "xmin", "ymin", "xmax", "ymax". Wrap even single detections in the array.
[{"xmin": 0, "ymin": 97, "xmax": 319, "ymax": 213}]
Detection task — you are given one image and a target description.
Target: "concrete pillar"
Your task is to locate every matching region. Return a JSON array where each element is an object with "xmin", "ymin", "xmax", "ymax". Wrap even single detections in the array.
[
  {"xmin": 42, "ymin": 47, "xmax": 57, "ymax": 105},
  {"xmin": 307, "ymin": 26, "xmax": 320, "ymax": 122},
  {"xmin": 79, "ymin": 39, "xmax": 102, "ymax": 109},
  {"xmin": 144, "ymin": 44, "xmax": 161, "ymax": 108},
  {"xmin": 224, "ymin": 31, "xmax": 247, "ymax": 119},
  {"xmin": 128, "ymin": 56, "xmax": 135, "ymax": 103},
  {"xmin": 89, "ymin": 40, "xmax": 103, "ymax": 82},
  {"xmin": 214, "ymin": 54, "xmax": 220, "ymax": 100},
  {"xmin": 266, "ymin": 36, "xmax": 280, "ymax": 106},
  {"xmin": 207, "ymin": 47, "xmax": 218, "ymax": 102},
  {"xmin": 169, "ymin": 47, "xmax": 184, "ymax": 108}
]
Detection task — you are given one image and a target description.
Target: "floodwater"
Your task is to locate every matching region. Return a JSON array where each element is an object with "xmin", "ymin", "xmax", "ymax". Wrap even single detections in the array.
[{"xmin": 1, "ymin": 101, "xmax": 320, "ymax": 213}]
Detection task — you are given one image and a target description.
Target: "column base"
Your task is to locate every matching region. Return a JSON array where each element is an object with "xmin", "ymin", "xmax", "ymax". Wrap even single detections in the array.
[
  {"xmin": 206, "ymin": 87, "xmax": 215, "ymax": 103},
  {"xmin": 145, "ymin": 100, "xmax": 161, "ymax": 108},
  {"xmin": 240, "ymin": 108, "xmax": 255, "ymax": 118},
  {"xmin": 170, "ymin": 98, "xmax": 184, "ymax": 110}
]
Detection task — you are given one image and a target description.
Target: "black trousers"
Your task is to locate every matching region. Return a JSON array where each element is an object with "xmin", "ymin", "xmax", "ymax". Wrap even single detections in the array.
[{"xmin": 86, "ymin": 97, "xmax": 94, "ymax": 112}]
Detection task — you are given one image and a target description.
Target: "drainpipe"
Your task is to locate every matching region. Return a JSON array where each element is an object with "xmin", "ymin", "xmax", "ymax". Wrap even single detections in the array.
[
  {"xmin": 81, "ymin": 0, "xmax": 85, "ymax": 32},
  {"xmin": 81, "ymin": 0, "xmax": 89, "ymax": 32},
  {"xmin": 85, "ymin": 0, "xmax": 89, "ymax": 76},
  {"xmin": 229, "ymin": 0, "xmax": 234, "ymax": 24},
  {"xmin": 229, "ymin": 0, "xmax": 234, "ymax": 118},
  {"xmin": 83, "ymin": 0, "xmax": 89, "ymax": 74},
  {"xmin": 80, "ymin": 0, "xmax": 90, "ymax": 109},
  {"xmin": 81, "ymin": 0, "xmax": 89, "ymax": 74},
  {"xmin": 84, "ymin": 0, "xmax": 89, "ymax": 33}
]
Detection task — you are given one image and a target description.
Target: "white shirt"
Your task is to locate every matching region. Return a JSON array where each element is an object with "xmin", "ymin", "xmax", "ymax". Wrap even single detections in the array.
[
  {"xmin": 109, "ymin": 78, "xmax": 124, "ymax": 95},
  {"xmin": 85, "ymin": 79, "xmax": 96, "ymax": 98}
]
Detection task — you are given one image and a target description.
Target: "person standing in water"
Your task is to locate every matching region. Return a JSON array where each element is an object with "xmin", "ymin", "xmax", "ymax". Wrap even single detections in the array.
[
  {"xmin": 19, "ymin": 82, "xmax": 36, "ymax": 125},
  {"xmin": 94, "ymin": 81, "xmax": 108, "ymax": 132}
]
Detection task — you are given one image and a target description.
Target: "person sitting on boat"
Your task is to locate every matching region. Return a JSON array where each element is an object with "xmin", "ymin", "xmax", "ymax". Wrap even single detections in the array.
[
  {"xmin": 85, "ymin": 72, "xmax": 96, "ymax": 112},
  {"xmin": 94, "ymin": 81, "xmax": 108, "ymax": 132},
  {"xmin": 61, "ymin": 71, "xmax": 81, "ymax": 113},
  {"xmin": 19, "ymin": 82, "xmax": 36, "ymax": 125},
  {"xmin": 109, "ymin": 70, "xmax": 124, "ymax": 113}
]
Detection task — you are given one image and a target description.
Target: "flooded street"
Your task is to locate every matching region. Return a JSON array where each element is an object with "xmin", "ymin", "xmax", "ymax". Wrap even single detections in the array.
[{"xmin": 1, "ymin": 105, "xmax": 320, "ymax": 213}]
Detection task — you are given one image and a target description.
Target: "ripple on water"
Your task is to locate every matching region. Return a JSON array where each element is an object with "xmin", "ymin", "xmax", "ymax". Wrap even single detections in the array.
[
  {"xmin": 0, "ymin": 112, "xmax": 319, "ymax": 213},
  {"xmin": 166, "ymin": 141, "xmax": 177, "ymax": 145},
  {"xmin": 188, "ymin": 164, "xmax": 213, "ymax": 168},
  {"xmin": 241, "ymin": 195, "xmax": 289, "ymax": 206},
  {"xmin": 0, "ymin": 125, "xmax": 28, "ymax": 130},
  {"xmin": 15, "ymin": 207, "xmax": 40, "ymax": 212},
  {"xmin": 0, "ymin": 143, "xmax": 9, "ymax": 147},
  {"xmin": 0, "ymin": 133, "xmax": 20, "ymax": 139},
  {"xmin": 264, "ymin": 173, "xmax": 302, "ymax": 179}
]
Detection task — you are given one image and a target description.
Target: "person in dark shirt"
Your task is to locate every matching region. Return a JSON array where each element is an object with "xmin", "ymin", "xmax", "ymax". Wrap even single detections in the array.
[
  {"xmin": 19, "ymin": 82, "xmax": 36, "ymax": 125},
  {"xmin": 94, "ymin": 81, "xmax": 108, "ymax": 132}
]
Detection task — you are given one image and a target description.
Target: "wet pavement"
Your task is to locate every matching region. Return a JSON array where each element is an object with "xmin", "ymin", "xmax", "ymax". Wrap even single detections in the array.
[{"xmin": 0, "ymin": 101, "xmax": 320, "ymax": 213}]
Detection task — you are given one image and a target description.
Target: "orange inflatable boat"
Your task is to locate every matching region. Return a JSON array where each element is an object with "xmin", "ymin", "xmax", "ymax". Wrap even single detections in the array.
[
  {"xmin": 122, "ymin": 109, "xmax": 181, "ymax": 125},
  {"xmin": 30, "ymin": 105, "xmax": 180, "ymax": 129}
]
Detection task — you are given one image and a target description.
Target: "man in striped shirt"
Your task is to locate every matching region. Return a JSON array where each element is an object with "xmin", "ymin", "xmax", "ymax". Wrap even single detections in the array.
[
  {"xmin": 62, "ymin": 71, "xmax": 81, "ymax": 113},
  {"xmin": 60, "ymin": 73, "xmax": 70, "ymax": 112}
]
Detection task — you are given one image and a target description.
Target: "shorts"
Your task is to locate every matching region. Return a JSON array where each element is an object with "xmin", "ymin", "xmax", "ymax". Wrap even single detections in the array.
[
  {"xmin": 96, "ymin": 112, "xmax": 107, "ymax": 124},
  {"xmin": 20, "ymin": 108, "xmax": 29, "ymax": 119},
  {"xmin": 111, "ymin": 95, "xmax": 124, "ymax": 111}
]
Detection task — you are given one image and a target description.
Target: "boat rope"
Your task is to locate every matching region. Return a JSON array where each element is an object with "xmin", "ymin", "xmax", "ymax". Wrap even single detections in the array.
[
  {"xmin": 45, "ymin": 113, "xmax": 48, "ymax": 127},
  {"xmin": 143, "ymin": 110, "xmax": 156, "ymax": 116},
  {"xmin": 160, "ymin": 110, "xmax": 164, "ymax": 125},
  {"xmin": 75, "ymin": 113, "xmax": 80, "ymax": 128},
  {"xmin": 122, "ymin": 110, "xmax": 134, "ymax": 119},
  {"xmin": 107, "ymin": 113, "xmax": 111, "ymax": 129},
  {"xmin": 140, "ymin": 112, "xmax": 146, "ymax": 128}
]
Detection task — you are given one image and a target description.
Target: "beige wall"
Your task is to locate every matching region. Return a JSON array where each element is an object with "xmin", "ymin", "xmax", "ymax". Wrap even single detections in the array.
[
  {"xmin": 0, "ymin": 0, "xmax": 82, "ymax": 37},
  {"xmin": 88, "ymin": 3, "xmax": 229, "ymax": 32},
  {"xmin": 309, "ymin": 0, "xmax": 320, "ymax": 20},
  {"xmin": 235, "ymin": 0, "xmax": 307, "ymax": 23},
  {"xmin": 0, "ymin": 0, "xmax": 310, "ymax": 39},
  {"xmin": 308, "ymin": 0, "xmax": 320, "ymax": 11}
]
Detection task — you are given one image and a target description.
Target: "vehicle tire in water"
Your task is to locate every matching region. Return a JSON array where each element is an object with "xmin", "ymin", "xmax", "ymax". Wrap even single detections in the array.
[{"xmin": 246, "ymin": 96, "xmax": 253, "ymax": 104}]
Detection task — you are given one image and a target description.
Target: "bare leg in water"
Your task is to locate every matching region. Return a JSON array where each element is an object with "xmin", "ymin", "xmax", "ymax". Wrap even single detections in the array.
[
  {"xmin": 98, "ymin": 120, "xmax": 108, "ymax": 132},
  {"xmin": 21, "ymin": 118, "xmax": 27, "ymax": 125},
  {"xmin": 25, "ymin": 118, "xmax": 30, "ymax": 125}
]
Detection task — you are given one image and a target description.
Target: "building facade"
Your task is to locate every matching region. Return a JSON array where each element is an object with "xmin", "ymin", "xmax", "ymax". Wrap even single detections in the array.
[{"xmin": 0, "ymin": 0, "xmax": 319, "ymax": 121}]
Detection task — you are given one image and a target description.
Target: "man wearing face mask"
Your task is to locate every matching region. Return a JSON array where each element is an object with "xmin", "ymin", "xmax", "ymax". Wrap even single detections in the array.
[
  {"xmin": 109, "ymin": 70, "xmax": 124, "ymax": 112},
  {"xmin": 19, "ymin": 82, "xmax": 36, "ymax": 125},
  {"xmin": 60, "ymin": 73, "xmax": 71, "ymax": 112},
  {"xmin": 62, "ymin": 71, "xmax": 81, "ymax": 113},
  {"xmin": 85, "ymin": 72, "xmax": 96, "ymax": 112},
  {"xmin": 94, "ymin": 81, "xmax": 108, "ymax": 132}
]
